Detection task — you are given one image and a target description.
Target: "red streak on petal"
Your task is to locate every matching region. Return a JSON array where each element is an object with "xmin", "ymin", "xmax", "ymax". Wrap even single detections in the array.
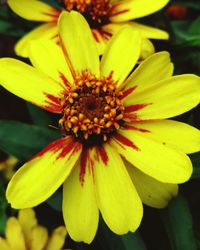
[
  {"xmin": 121, "ymin": 86, "xmax": 137, "ymax": 99},
  {"xmin": 125, "ymin": 103, "xmax": 150, "ymax": 113},
  {"xmin": 34, "ymin": 136, "xmax": 81, "ymax": 161},
  {"xmin": 44, "ymin": 93, "xmax": 62, "ymax": 113},
  {"xmin": 60, "ymin": 37, "xmax": 76, "ymax": 78},
  {"xmin": 92, "ymin": 30, "xmax": 100, "ymax": 42},
  {"xmin": 59, "ymin": 72, "xmax": 70, "ymax": 88},
  {"xmin": 110, "ymin": 4, "xmax": 129, "ymax": 17},
  {"xmin": 123, "ymin": 124, "xmax": 150, "ymax": 133},
  {"xmin": 41, "ymin": 8, "xmax": 60, "ymax": 21},
  {"xmin": 114, "ymin": 133, "xmax": 139, "ymax": 151},
  {"xmin": 79, "ymin": 148, "xmax": 95, "ymax": 186},
  {"xmin": 80, "ymin": 148, "xmax": 88, "ymax": 185},
  {"xmin": 123, "ymin": 113, "xmax": 141, "ymax": 122},
  {"xmin": 96, "ymin": 146, "xmax": 108, "ymax": 165}
]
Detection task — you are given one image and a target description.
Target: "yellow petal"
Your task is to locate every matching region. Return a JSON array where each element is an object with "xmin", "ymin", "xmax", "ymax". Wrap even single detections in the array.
[
  {"xmin": 139, "ymin": 38, "xmax": 155, "ymax": 61},
  {"xmin": 126, "ymin": 75, "xmax": 200, "ymax": 120},
  {"xmin": 110, "ymin": 0, "xmax": 169, "ymax": 22},
  {"xmin": 63, "ymin": 149, "xmax": 99, "ymax": 243},
  {"xmin": 131, "ymin": 120, "xmax": 200, "ymax": 154},
  {"xmin": 129, "ymin": 22, "xmax": 169, "ymax": 40},
  {"xmin": 29, "ymin": 39, "xmax": 73, "ymax": 86},
  {"xmin": 100, "ymin": 25, "xmax": 141, "ymax": 86},
  {"xmin": 6, "ymin": 217, "xmax": 26, "ymax": 250},
  {"xmin": 6, "ymin": 137, "xmax": 82, "ymax": 208},
  {"xmin": 18, "ymin": 209, "xmax": 38, "ymax": 245},
  {"xmin": 15, "ymin": 23, "xmax": 58, "ymax": 58},
  {"xmin": 7, "ymin": 0, "xmax": 59, "ymax": 22},
  {"xmin": 46, "ymin": 226, "xmax": 67, "ymax": 250},
  {"xmin": 94, "ymin": 144, "xmax": 143, "ymax": 234},
  {"xmin": 104, "ymin": 22, "xmax": 169, "ymax": 40},
  {"xmin": 111, "ymin": 129, "xmax": 192, "ymax": 183},
  {"xmin": 28, "ymin": 226, "xmax": 48, "ymax": 250},
  {"xmin": 0, "ymin": 58, "xmax": 64, "ymax": 113},
  {"xmin": 58, "ymin": 11, "xmax": 99, "ymax": 76},
  {"xmin": 0, "ymin": 238, "xmax": 11, "ymax": 250},
  {"xmin": 122, "ymin": 51, "xmax": 173, "ymax": 99},
  {"xmin": 126, "ymin": 161, "xmax": 178, "ymax": 208},
  {"xmin": 92, "ymin": 29, "xmax": 108, "ymax": 55}
]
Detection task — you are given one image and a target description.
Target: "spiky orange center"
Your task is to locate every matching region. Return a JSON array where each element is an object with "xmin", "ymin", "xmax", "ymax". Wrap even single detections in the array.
[
  {"xmin": 61, "ymin": 0, "xmax": 112, "ymax": 28},
  {"xmin": 59, "ymin": 70, "xmax": 124, "ymax": 145}
]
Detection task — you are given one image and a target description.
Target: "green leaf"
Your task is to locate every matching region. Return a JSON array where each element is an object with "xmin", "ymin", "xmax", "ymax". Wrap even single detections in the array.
[
  {"xmin": 27, "ymin": 103, "xmax": 52, "ymax": 126},
  {"xmin": 100, "ymin": 218, "xmax": 146, "ymax": 250},
  {"xmin": 46, "ymin": 190, "xmax": 62, "ymax": 211},
  {"xmin": 0, "ymin": 181, "xmax": 8, "ymax": 235},
  {"xmin": 189, "ymin": 152, "xmax": 200, "ymax": 178},
  {"xmin": 160, "ymin": 194, "xmax": 197, "ymax": 250},
  {"xmin": 0, "ymin": 120, "xmax": 61, "ymax": 160}
]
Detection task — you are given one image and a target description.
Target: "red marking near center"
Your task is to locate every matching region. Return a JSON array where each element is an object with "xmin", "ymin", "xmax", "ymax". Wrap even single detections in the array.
[
  {"xmin": 114, "ymin": 133, "xmax": 139, "ymax": 151},
  {"xmin": 59, "ymin": 72, "xmax": 70, "ymax": 88},
  {"xmin": 96, "ymin": 146, "xmax": 109, "ymax": 165},
  {"xmin": 125, "ymin": 103, "xmax": 150, "ymax": 113},
  {"xmin": 44, "ymin": 93, "xmax": 62, "ymax": 113},
  {"xmin": 34, "ymin": 137, "xmax": 78, "ymax": 160},
  {"xmin": 121, "ymin": 86, "xmax": 137, "ymax": 99},
  {"xmin": 123, "ymin": 124, "xmax": 150, "ymax": 133},
  {"xmin": 80, "ymin": 148, "xmax": 88, "ymax": 185}
]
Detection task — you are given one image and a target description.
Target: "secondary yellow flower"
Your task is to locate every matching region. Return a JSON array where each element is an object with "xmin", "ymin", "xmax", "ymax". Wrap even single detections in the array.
[
  {"xmin": 8, "ymin": 0, "xmax": 169, "ymax": 57},
  {"xmin": 0, "ymin": 208, "xmax": 67, "ymax": 250},
  {"xmin": 0, "ymin": 11, "xmax": 200, "ymax": 243},
  {"xmin": 0, "ymin": 153, "xmax": 18, "ymax": 180}
]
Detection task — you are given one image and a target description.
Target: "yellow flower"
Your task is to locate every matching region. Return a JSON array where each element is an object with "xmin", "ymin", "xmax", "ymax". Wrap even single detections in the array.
[
  {"xmin": 0, "ymin": 208, "xmax": 67, "ymax": 250},
  {"xmin": 0, "ymin": 11, "xmax": 200, "ymax": 243},
  {"xmin": 0, "ymin": 153, "xmax": 18, "ymax": 180},
  {"xmin": 7, "ymin": 0, "xmax": 169, "ymax": 57}
]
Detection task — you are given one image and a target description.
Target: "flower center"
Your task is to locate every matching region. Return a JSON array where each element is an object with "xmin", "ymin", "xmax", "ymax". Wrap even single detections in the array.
[
  {"xmin": 59, "ymin": 70, "xmax": 124, "ymax": 146},
  {"xmin": 61, "ymin": 0, "xmax": 112, "ymax": 28}
]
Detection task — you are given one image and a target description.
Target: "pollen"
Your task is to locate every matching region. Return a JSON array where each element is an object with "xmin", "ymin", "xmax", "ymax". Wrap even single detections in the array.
[
  {"xmin": 62, "ymin": 0, "xmax": 112, "ymax": 27},
  {"xmin": 59, "ymin": 70, "xmax": 125, "ymax": 144}
]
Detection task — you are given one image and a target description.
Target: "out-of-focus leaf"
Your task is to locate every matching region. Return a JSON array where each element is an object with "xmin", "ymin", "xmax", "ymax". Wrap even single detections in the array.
[
  {"xmin": 160, "ymin": 194, "xmax": 197, "ymax": 250},
  {"xmin": 46, "ymin": 190, "xmax": 62, "ymax": 211},
  {"xmin": 100, "ymin": 218, "xmax": 146, "ymax": 250},
  {"xmin": 190, "ymin": 152, "xmax": 200, "ymax": 178},
  {"xmin": 0, "ymin": 20, "xmax": 12, "ymax": 33},
  {"xmin": 0, "ymin": 181, "xmax": 8, "ymax": 234},
  {"xmin": 0, "ymin": 120, "xmax": 61, "ymax": 160},
  {"xmin": 27, "ymin": 103, "xmax": 52, "ymax": 126}
]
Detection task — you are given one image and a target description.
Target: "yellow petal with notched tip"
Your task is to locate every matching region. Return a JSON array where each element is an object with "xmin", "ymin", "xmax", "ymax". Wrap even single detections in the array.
[
  {"xmin": 100, "ymin": 25, "xmax": 141, "ymax": 86},
  {"xmin": 6, "ymin": 137, "xmax": 82, "ymax": 208},
  {"xmin": 110, "ymin": 0, "xmax": 169, "ymax": 22},
  {"xmin": 8, "ymin": 0, "xmax": 59, "ymax": 22},
  {"xmin": 58, "ymin": 11, "xmax": 99, "ymax": 76},
  {"xmin": 126, "ymin": 161, "xmax": 178, "ymax": 208},
  {"xmin": 63, "ymin": 149, "xmax": 98, "ymax": 244},
  {"xmin": 94, "ymin": 144, "xmax": 143, "ymax": 234},
  {"xmin": 127, "ymin": 75, "xmax": 200, "ymax": 120},
  {"xmin": 15, "ymin": 23, "xmax": 58, "ymax": 58},
  {"xmin": 111, "ymin": 129, "xmax": 192, "ymax": 184},
  {"xmin": 0, "ymin": 58, "xmax": 64, "ymax": 113},
  {"xmin": 131, "ymin": 120, "xmax": 200, "ymax": 154}
]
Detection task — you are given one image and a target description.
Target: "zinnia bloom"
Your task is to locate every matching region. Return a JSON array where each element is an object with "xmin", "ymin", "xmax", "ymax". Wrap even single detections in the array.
[
  {"xmin": 8, "ymin": 0, "xmax": 169, "ymax": 57},
  {"xmin": 0, "ymin": 208, "xmax": 67, "ymax": 250},
  {"xmin": 0, "ymin": 11, "xmax": 200, "ymax": 243},
  {"xmin": 0, "ymin": 153, "xmax": 18, "ymax": 180}
]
